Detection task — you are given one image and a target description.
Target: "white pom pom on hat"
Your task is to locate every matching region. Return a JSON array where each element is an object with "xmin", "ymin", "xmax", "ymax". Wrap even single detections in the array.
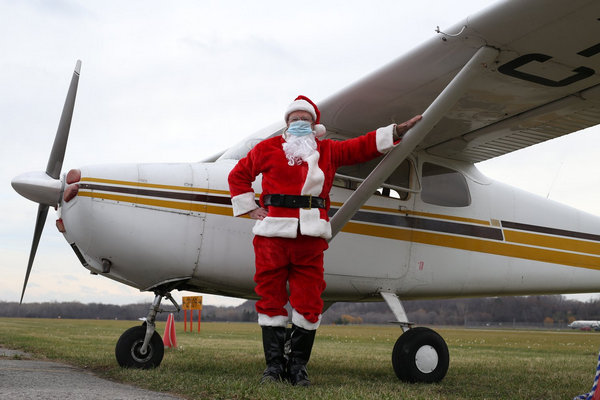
[
  {"xmin": 285, "ymin": 95, "xmax": 327, "ymax": 138},
  {"xmin": 313, "ymin": 124, "xmax": 326, "ymax": 138}
]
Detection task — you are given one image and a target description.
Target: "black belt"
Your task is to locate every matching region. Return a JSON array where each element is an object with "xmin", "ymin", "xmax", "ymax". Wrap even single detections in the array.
[{"xmin": 264, "ymin": 194, "xmax": 326, "ymax": 209}]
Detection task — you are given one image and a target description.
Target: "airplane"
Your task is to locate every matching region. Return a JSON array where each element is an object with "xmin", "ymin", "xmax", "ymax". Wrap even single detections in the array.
[
  {"xmin": 10, "ymin": 0, "xmax": 600, "ymax": 384},
  {"xmin": 568, "ymin": 321, "xmax": 600, "ymax": 331}
]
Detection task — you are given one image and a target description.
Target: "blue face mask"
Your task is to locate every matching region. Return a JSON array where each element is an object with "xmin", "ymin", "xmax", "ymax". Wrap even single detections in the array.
[{"xmin": 287, "ymin": 120, "xmax": 313, "ymax": 137}]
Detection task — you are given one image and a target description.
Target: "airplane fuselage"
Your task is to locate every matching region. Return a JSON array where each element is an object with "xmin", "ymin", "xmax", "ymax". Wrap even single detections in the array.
[
  {"xmin": 568, "ymin": 320, "xmax": 600, "ymax": 330},
  {"xmin": 59, "ymin": 152, "xmax": 600, "ymax": 303}
]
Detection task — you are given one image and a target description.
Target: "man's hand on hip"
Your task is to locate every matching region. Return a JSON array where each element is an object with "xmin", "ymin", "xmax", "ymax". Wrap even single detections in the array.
[{"xmin": 249, "ymin": 207, "xmax": 268, "ymax": 220}]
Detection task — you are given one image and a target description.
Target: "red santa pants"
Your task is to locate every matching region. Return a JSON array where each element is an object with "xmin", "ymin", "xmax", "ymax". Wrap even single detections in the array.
[{"xmin": 253, "ymin": 234, "xmax": 328, "ymax": 328}]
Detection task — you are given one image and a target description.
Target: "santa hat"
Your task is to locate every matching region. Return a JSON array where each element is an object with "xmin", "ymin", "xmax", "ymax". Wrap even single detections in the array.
[{"xmin": 284, "ymin": 95, "xmax": 327, "ymax": 138}]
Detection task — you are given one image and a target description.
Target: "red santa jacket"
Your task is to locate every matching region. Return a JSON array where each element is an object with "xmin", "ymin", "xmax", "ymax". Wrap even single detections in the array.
[{"xmin": 228, "ymin": 124, "xmax": 397, "ymax": 239}]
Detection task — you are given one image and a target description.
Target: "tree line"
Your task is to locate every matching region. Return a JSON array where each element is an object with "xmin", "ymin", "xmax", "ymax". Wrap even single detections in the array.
[
  {"xmin": 323, "ymin": 295, "xmax": 598, "ymax": 327},
  {"xmin": 1, "ymin": 295, "xmax": 599, "ymax": 327}
]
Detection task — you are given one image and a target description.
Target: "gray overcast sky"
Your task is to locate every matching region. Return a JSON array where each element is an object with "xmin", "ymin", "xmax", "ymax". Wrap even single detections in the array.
[{"xmin": 2, "ymin": 0, "xmax": 599, "ymax": 307}]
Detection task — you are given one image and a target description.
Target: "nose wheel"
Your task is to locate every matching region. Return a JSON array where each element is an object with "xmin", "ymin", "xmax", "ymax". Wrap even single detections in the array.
[
  {"xmin": 115, "ymin": 290, "xmax": 180, "ymax": 369},
  {"xmin": 115, "ymin": 324, "xmax": 164, "ymax": 369}
]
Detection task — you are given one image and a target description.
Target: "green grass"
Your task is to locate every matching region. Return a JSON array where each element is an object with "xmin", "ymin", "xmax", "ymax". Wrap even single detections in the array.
[{"xmin": 0, "ymin": 318, "xmax": 598, "ymax": 399}]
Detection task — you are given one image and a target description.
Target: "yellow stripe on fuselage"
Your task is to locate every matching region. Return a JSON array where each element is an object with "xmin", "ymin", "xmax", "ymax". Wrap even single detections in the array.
[
  {"xmin": 344, "ymin": 221, "xmax": 600, "ymax": 270},
  {"xmin": 503, "ymin": 230, "xmax": 600, "ymax": 255}
]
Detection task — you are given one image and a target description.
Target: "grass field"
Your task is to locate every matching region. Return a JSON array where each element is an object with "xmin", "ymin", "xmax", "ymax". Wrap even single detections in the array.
[{"xmin": 0, "ymin": 318, "xmax": 599, "ymax": 400}]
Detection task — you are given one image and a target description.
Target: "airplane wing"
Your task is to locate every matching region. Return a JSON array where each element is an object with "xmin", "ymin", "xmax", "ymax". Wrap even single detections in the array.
[
  {"xmin": 318, "ymin": 0, "xmax": 600, "ymax": 163},
  {"xmin": 220, "ymin": 0, "xmax": 600, "ymax": 164}
]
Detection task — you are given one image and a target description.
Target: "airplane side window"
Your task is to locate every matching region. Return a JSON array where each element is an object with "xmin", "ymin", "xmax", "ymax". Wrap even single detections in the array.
[
  {"xmin": 334, "ymin": 159, "xmax": 411, "ymax": 200},
  {"xmin": 376, "ymin": 159, "xmax": 410, "ymax": 200},
  {"xmin": 421, "ymin": 163, "xmax": 471, "ymax": 207},
  {"xmin": 333, "ymin": 176, "xmax": 349, "ymax": 189}
]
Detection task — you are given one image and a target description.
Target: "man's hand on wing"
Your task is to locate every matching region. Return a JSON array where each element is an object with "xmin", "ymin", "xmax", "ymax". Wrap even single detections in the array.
[{"xmin": 395, "ymin": 115, "xmax": 422, "ymax": 138}]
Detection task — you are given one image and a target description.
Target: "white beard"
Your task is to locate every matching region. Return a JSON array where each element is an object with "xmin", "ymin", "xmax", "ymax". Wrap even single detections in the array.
[{"xmin": 282, "ymin": 134, "xmax": 317, "ymax": 166}]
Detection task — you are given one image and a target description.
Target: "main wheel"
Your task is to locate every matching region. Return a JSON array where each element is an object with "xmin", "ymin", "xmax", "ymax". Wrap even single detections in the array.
[
  {"xmin": 115, "ymin": 325, "xmax": 164, "ymax": 369},
  {"xmin": 392, "ymin": 327, "xmax": 449, "ymax": 383}
]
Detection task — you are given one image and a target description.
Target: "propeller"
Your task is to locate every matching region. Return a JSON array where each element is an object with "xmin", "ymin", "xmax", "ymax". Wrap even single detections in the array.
[{"xmin": 12, "ymin": 60, "xmax": 81, "ymax": 303}]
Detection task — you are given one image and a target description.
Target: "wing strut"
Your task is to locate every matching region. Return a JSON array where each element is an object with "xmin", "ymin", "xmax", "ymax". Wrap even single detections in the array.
[{"xmin": 329, "ymin": 46, "xmax": 499, "ymax": 240}]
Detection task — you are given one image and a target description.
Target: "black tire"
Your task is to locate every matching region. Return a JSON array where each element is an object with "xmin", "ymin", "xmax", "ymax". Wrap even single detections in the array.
[
  {"xmin": 391, "ymin": 327, "xmax": 449, "ymax": 383},
  {"xmin": 115, "ymin": 325, "xmax": 164, "ymax": 369}
]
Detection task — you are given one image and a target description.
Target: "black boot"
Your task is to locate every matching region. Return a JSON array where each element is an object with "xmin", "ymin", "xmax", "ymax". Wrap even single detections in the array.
[
  {"xmin": 260, "ymin": 326, "xmax": 287, "ymax": 384},
  {"xmin": 287, "ymin": 324, "xmax": 316, "ymax": 386}
]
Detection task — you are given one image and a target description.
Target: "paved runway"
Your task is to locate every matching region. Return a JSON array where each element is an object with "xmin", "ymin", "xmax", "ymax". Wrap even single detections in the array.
[{"xmin": 0, "ymin": 348, "xmax": 182, "ymax": 399}]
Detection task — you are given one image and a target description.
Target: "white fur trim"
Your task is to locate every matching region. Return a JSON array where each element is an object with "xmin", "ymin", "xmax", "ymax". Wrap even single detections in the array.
[
  {"xmin": 299, "ymin": 209, "xmax": 332, "ymax": 239},
  {"xmin": 252, "ymin": 217, "xmax": 298, "ymax": 238},
  {"xmin": 231, "ymin": 192, "xmax": 258, "ymax": 216},
  {"xmin": 258, "ymin": 313, "xmax": 289, "ymax": 327},
  {"xmin": 292, "ymin": 309, "xmax": 321, "ymax": 330},
  {"xmin": 300, "ymin": 152, "xmax": 324, "ymax": 196},
  {"xmin": 376, "ymin": 124, "xmax": 396, "ymax": 153},
  {"xmin": 285, "ymin": 99, "xmax": 316, "ymax": 122},
  {"xmin": 298, "ymin": 151, "xmax": 329, "ymax": 239}
]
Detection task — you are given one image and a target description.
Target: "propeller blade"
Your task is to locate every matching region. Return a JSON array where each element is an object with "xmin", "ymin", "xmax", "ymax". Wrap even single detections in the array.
[
  {"xmin": 18, "ymin": 60, "xmax": 82, "ymax": 304},
  {"xmin": 46, "ymin": 60, "xmax": 81, "ymax": 179},
  {"xmin": 20, "ymin": 204, "xmax": 49, "ymax": 304}
]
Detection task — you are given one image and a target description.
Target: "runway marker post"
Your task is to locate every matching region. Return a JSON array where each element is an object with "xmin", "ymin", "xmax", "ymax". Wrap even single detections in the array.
[{"xmin": 182, "ymin": 296, "xmax": 202, "ymax": 333}]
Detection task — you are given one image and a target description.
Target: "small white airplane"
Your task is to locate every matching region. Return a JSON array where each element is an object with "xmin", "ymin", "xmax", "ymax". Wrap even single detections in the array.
[
  {"xmin": 568, "ymin": 321, "xmax": 600, "ymax": 331},
  {"xmin": 11, "ymin": 0, "xmax": 600, "ymax": 384}
]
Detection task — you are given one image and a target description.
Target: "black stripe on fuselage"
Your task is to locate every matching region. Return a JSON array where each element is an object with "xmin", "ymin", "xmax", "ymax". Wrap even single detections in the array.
[
  {"xmin": 329, "ymin": 208, "xmax": 504, "ymax": 240},
  {"xmin": 501, "ymin": 220, "xmax": 600, "ymax": 242},
  {"xmin": 79, "ymin": 183, "xmax": 232, "ymax": 205}
]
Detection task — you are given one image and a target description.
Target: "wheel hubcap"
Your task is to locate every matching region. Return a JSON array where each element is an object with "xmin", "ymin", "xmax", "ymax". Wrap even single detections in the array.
[
  {"xmin": 415, "ymin": 345, "xmax": 438, "ymax": 373},
  {"xmin": 131, "ymin": 339, "xmax": 153, "ymax": 363}
]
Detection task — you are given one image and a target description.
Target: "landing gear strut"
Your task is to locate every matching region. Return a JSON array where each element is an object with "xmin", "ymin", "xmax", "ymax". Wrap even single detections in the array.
[
  {"xmin": 381, "ymin": 292, "xmax": 449, "ymax": 383},
  {"xmin": 115, "ymin": 290, "xmax": 180, "ymax": 369}
]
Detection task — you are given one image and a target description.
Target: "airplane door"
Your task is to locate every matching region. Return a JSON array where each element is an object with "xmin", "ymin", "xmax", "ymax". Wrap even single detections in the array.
[
  {"xmin": 326, "ymin": 158, "xmax": 417, "ymax": 283},
  {"xmin": 405, "ymin": 159, "xmax": 486, "ymax": 294}
]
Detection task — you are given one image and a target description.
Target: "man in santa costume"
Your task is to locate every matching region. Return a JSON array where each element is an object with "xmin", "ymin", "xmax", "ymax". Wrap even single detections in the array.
[{"xmin": 228, "ymin": 95, "xmax": 421, "ymax": 386}]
